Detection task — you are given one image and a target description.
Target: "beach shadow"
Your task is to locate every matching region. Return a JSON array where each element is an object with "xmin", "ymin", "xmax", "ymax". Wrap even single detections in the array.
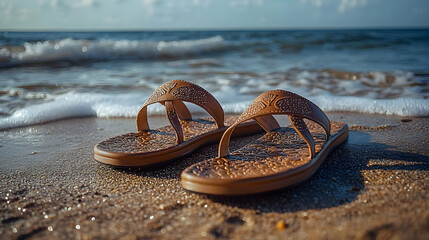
[{"xmin": 205, "ymin": 130, "xmax": 429, "ymax": 213}]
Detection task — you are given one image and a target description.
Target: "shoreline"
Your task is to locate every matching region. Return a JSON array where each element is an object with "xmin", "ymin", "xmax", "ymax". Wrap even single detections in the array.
[{"xmin": 1, "ymin": 113, "xmax": 428, "ymax": 239}]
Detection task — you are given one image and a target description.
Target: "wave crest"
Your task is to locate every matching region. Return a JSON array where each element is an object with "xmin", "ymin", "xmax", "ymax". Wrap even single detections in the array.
[{"xmin": 0, "ymin": 36, "xmax": 225, "ymax": 66}]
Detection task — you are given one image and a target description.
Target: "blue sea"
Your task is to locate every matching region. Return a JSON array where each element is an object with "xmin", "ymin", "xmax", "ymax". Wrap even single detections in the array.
[{"xmin": 0, "ymin": 29, "xmax": 428, "ymax": 129}]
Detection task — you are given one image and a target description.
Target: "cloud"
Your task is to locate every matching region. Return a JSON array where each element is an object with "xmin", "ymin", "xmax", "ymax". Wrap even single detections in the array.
[
  {"xmin": 338, "ymin": 0, "xmax": 367, "ymax": 13},
  {"xmin": 38, "ymin": 0, "xmax": 58, "ymax": 8},
  {"xmin": 73, "ymin": 0, "xmax": 99, "ymax": 8},
  {"xmin": 140, "ymin": 0, "xmax": 163, "ymax": 16},
  {"xmin": 0, "ymin": 0, "xmax": 31, "ymax": 25},
  {"xmin": 37, "ymin": 0, "xmax": 100, "ymax": 9},
  {"xmin": 0, "ymin": 0, "xmax": 14, "ymax": 21},
  {"xmin": 300, "ymin": 0, "xmax": 367, "ymax": 12},
  {"xmin": 230, "ymin": 0, "xmax": 264, "ymax": 7},
  {"xmin": 17, "ymin": 8, "xmax": 30, "ymax": 21},
  {"xmin": 300, "ymin": 0, "xmax": 323, "ymax": 8},
  {"xmin": 103, "ymin": 16, "xmax": 118, "ymax": 23}
]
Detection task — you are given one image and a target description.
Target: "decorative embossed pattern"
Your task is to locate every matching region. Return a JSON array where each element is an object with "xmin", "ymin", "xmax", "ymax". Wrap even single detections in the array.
[
  {"xmin": 290, "ymin": 116, "xmax": 308, "ymax": 132},
  {"xmin": 171, "ymin": 86, "xmax": 208, "ymax": 106},
  {"xmin": 262, "ymin": 93, "xmax": 277, "ymax": 106},
  {"xmin": 144, "ymin": 81, "xmax": 177, "ymax": 105},
  {"xmin": 182, "ymin": 121, "xmax": 346, "ymax": 179},
  {"xmin": 96, "ymin": 116, "xmax": 237, "ymax": 154},
  {"xmin": 237, "ymin": 100, "xmax": 266, "ymax": 122},
  {"xmin": 275, "ymin": 98, "xmax": 312, "ymax": 115},
  {"xmin": 236, "ymin": 91, "xmax": 314, "ymax": 123}
]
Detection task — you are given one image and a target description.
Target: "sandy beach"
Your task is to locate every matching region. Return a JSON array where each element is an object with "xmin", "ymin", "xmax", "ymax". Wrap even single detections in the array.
[{"xmin": 1, "ymin": 113, "xmax": 428, "ymax": 239}]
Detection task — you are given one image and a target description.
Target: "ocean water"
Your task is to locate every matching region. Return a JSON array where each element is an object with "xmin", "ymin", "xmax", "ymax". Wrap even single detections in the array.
[{"xmin": 0, "ymin": 30, "xmax": 428, "ymax": 129}]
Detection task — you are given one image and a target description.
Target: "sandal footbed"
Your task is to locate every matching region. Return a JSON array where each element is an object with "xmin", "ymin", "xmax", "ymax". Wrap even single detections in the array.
[{"xmin": 94, "ymin": 116, "xmax": 263, "ymax": 167}]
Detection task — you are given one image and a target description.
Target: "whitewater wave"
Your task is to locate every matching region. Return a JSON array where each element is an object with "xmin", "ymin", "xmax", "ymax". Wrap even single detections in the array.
[
  {"xmin": 0, "ymin": 36, "xmax": 226, "ymax": 66},
  {"xmin": 1, "ymin": 92, "xmax": 428, "ymax": 130}
]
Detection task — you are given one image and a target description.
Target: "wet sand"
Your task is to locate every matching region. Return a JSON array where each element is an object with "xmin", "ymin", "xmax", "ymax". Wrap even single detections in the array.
[{"xmin": 1, "ymin": 113, "xmax": 428, "ymax": 239}]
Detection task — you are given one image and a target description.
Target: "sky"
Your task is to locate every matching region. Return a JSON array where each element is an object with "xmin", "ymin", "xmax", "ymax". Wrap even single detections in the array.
[{"xmin": 0, "ymin": 0, "xmax": 428, "ymax": 30}]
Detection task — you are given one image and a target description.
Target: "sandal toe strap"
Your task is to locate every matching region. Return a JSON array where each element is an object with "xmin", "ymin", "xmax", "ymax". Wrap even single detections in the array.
[
  {"xmin": 137, "ymin": 80, "xmax": 225, "ymax": 144},
  {"xmin": 218, "ymin": 90, "xmax": 331, "ymax": 159}
]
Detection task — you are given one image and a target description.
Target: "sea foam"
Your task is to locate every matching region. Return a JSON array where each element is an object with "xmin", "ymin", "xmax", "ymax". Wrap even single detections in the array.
[{"xmin": 0, "ymin": 92, "xmax": 428, "ymax": 130}]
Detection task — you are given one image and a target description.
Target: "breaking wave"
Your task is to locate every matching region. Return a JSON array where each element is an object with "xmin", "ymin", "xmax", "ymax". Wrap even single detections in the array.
[
  {"xmin": 1, "ymin": 91, "xmax": 428, "ymax": 130},
  {"xmin": 0, "ymin": 36, "xmax": 226, "ymax": 67}
]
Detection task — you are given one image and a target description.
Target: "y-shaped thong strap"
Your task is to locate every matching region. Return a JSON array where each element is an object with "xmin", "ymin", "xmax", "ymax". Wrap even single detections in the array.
[
  {"xmin": 218, "ymin": 90, "xmax": 331, "ymax": 159},
  {"xmin": 136, "ymin": 80, "xmax": 226, "ymax": 144}
]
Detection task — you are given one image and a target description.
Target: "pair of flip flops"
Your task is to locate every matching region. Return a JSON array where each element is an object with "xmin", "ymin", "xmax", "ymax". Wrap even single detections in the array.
[{"xmin": 94, "ymin": 80, "xmax": 349, "ymax": 195}]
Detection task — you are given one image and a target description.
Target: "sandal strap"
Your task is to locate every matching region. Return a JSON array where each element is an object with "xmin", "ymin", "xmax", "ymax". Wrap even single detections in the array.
[
  {"xmin": 136, "ymin": 80, "xmax": 225, "ymax": 144},
  {"xmin": 164, "ymin": 101, "xmax": 184, "ymax": 144},
  {"xmin": 218, "ymin": 90, "xmax": 331, "ymax": 159}
]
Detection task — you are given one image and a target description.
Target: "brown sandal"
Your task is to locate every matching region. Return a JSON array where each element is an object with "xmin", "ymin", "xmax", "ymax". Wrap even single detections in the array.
[
  {"xmin": 181, "ymin": 90, "xmax": 349, "ymax": 195},
  {"xmin": 94, "ymin": 80, "xmax": 265, "ymax": 167}
]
